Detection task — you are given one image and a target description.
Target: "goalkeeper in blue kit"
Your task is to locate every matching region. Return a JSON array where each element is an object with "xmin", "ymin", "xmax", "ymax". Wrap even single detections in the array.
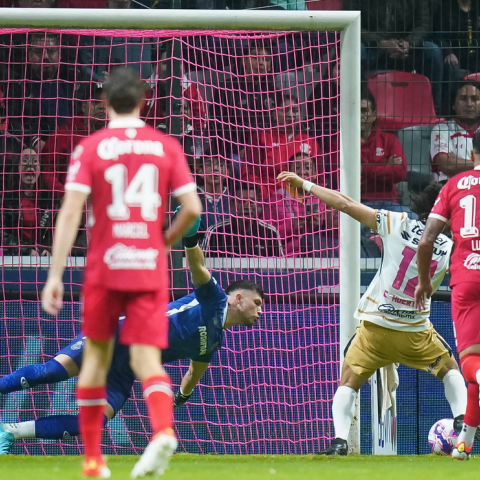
[{"xmin": 0, "ymin": 218, "xmax": 264, "ymax": 454}]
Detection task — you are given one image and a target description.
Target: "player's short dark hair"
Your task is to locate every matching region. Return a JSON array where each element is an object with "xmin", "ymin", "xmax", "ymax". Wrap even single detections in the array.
[
  {"xmin": 410, "ymin": 182, "xmax": 444, "ymax": 221},
  {"xmin": 103, "ymin": 67, "xmax": 146, "ymax": 114},
  {"xmin": 225, "ymin": 280, "xmax": 265, "ymax": 300},
  {"xmin": 473, "ymin": 128, "xmax": 480, "ymax": 154},
  {"xmin": 361, "ymin": 86, "xmax": 376, "ymax": 112}
]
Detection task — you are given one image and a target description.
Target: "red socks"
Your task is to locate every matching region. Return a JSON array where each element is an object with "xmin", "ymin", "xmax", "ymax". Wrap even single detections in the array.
[
  {"xmin": 78, "ymin": 386, "xmax": 106, "ymax": 459},
  {"xmin": 142, "ymin": 374, "xmax": 173, "ymax": 435},
  {"xmin": 460, "ymin": 355, "xmax": 480, "ymax": 428},
  {"xmin": 461, "ymin": 354, "xmax": 480, "ymax": 383}
]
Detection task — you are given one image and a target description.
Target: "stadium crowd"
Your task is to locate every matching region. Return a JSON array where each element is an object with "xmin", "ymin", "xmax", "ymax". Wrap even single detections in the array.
[{"xmin": 0, "ymin": 0, "xmax": 480, "ymax": 258}]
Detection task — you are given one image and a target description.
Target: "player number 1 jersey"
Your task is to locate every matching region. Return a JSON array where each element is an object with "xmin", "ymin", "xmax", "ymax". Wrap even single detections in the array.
[
  {"xmin": 355, "ymin": 210, "xmax": 453, "ymax": 332},
  {"xmin": 65, "ymin": 118, "xmax": 195, "ymax": 291}
]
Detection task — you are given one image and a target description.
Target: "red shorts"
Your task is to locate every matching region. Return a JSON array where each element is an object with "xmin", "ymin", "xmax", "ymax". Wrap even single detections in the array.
[
  {"xmin": 82, "ymin": 284, "xmax": 168, "ymax": 348},
  {"xmin": 451, "ymin": 282, "xmax": 480, "ymax": 353}
]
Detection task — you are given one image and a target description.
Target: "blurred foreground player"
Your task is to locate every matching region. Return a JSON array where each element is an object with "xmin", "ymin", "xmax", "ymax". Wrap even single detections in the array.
[
  {"xmin": 278, "ymin": 171, "xmax": 468, "ymax": 455},
  {"xmin": 41, "ymin": 68, "xmax": 202, "ymax": 478},
  {"xmin": 416, "ymin": 128, "xmax": 480, "ymax": 460},
  {"xmin": 0, "ymin": 229, "xmax": 264, "ymax": 451}
]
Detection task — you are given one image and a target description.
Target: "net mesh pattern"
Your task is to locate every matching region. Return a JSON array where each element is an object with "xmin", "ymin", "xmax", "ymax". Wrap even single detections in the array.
[{"xmin": 0, "ymin": 28, "xmax": 341, "ymax": 454}]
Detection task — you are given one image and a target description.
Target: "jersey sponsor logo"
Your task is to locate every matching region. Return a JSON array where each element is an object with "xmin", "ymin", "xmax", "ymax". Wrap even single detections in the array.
[
  {"xmin": 457, "ymin": 175, "xmax": 480, "ymax": 190},
  {"xmin": 198, "ymin": 326, "xmax": 207, "ymax": 356},
  {"xmin": 390, "ymin": 295, "xmax": 414, "ymax": 308},
  {"xmin": 378, "ymin": 304, "xmax": 416, "ymax": 320},
  {"xmin": 401, "ymin": 231, "xmax": 411, "ymax": 241},
  {"xmin": 112, "ymin": 222, "xmax": 150, "ymax": 239},
  {"xmin": 71, "ymin": 340, "xmax": 84, "ymax": 351},
  {"xmin": 97, "ymin": 137, "xmax": 165, "ymax": 161},
  {"xmin": 103, "ymin": 243, "xmax": 159, "ymax": 270},
  {"xmin": 472, "ymin": 240, "xmax": 480, "ymax": 251},
  {"xmin": 375, "ymin": 147, "xmax": 384, "ymax": 156},
  {"xmin": 464, "ymin": 253, "xmax": 480, "ymax": 270}
]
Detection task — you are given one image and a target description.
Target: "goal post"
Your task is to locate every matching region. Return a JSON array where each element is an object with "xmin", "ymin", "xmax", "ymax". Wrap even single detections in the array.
[{"xmin": 0, "ymin": 7, "xmax": 361, "ymax": 453}]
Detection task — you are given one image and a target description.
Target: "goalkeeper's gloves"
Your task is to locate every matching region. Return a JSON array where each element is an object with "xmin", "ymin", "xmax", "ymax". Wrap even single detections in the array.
[
  {"xmin": 173, "ymin": 205, "xmax": 201, "ymax": 248},
  {"xmin": 173, "ymin": 389, "xmax": 192, "ymax": 408}
]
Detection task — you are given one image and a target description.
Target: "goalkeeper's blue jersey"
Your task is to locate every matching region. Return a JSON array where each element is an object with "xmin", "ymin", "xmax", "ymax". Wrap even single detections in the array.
[{"xmin": 59, "ymin": 276, "xmax": 228, "ymax": 366}]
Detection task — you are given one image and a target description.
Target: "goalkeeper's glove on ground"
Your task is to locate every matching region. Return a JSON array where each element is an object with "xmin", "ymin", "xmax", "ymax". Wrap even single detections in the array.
[{"xmin": 173, "ymin": 389, "xmax": 192, "ymax": 408}]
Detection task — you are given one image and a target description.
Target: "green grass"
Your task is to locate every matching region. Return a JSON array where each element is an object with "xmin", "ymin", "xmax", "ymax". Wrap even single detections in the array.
[{"xmin": 0, "ymin": 454, "xmax": 480, "ymax": 480}]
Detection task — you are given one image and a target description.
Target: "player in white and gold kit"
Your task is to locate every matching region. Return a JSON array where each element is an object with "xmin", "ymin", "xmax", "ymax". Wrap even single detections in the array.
[{"xmin": 277, "ymin": 172, "xmax": 468, "ymax": 456}]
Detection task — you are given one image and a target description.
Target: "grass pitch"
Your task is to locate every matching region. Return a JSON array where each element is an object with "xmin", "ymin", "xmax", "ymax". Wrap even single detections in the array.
[{"xmin": 0, "ymin": 454, "xmax": 479, "ymax": 480}]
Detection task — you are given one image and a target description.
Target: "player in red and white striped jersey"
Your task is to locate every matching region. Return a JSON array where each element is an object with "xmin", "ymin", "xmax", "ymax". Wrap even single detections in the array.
[
  {"xmin": 41, "ymin": 68, "xmax": 202, "ymax": 478},
  {"xmin": 416, "ymin": 127, "xmax": 480, "ymax": 460}
]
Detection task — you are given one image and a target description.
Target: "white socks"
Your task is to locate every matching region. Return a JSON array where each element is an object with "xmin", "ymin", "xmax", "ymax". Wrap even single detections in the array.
[
  {"xmin": 332, "ymin": 385, "xmax": 356, "ymax": 440},
  {"xmin": 457, "ymin": 424, "xmax": 477, "ymax": 449},
  {"xmin": 442, "ymin": 370, "xmax": 467, "ymax": 418},
  {"xmin": 3, "ymin": 421, "xmax": 35, "ymax": 439}
]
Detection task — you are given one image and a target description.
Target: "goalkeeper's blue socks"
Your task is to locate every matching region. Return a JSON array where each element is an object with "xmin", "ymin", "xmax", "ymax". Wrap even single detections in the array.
[
  {"xmin": 0, "ymin": 359, "xmax": 70, "ymax": 394},
  {"xmin": 3, "ymin": 414, "xmax": 108, "ymax": 440}
]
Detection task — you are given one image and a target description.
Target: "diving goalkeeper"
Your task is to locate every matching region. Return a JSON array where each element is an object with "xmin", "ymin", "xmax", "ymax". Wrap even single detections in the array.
[
  {"xmin": 0, "ymin": 221, "xmax": 264, "ymax": 453},
  {"xmin": 277, "ymin": 171, "xmax": 468, "ymax": 455}
]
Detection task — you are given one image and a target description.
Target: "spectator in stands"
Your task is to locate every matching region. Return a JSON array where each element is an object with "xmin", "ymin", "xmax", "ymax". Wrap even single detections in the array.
[
  {"xmin": 41, "ymin": 82, "xmax": 106, "ymax": 196},
  {"xmin": 262, "ymin": 153, "xmax": 322, "ymax": 255},
  {"xmin": 360, "ymin": 89, "xmax": 408, "ymax": 210},
  {"xmin": 308, "ymin": 58, "xmax": 339, "ymax": 189},
  {"xmin": 196, "ymin": 148, "xmax": 231, "ymax": 234},
  {"xmin": 431, "ymin": 80, "xmax": 480, "ymax": 180},
  {"xmin": 6, "ymin": 32, "xmax": 76, "ymax": 139},
  {"xmin": 245, "ymin": 92, "xmax": 321, "ymax": 193},
  {"xmin": 77, "ymin": 1, "xmax": 153, "ymax": 82},
  {"xmin": 203, "ymin": 181, "xmax": 283, "ymax": 257},
  {"xmin": 432, "ymin": 0, "xmax": 480, "ymax": 114},
  {"xmin": 212, "ymin": 39, "xmax": 276, "ymax": 149},
  {"xmin": 344, "ymin": 0, "xmax": 443, "ymax": 114},
  {"xmin": 2, "ymin": 146, "xmax": 56, "ymax": 256}
]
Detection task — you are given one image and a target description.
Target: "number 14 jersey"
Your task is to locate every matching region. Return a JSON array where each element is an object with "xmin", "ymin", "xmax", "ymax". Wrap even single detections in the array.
[
  {"xmin": 65, "ymin": 117, "xmax": 195, "ymax": 291},
  {"xmin": 430, "ymin": 165, "xmax": 480, "ymax": 287},
  {"xmin": 355, "ymin": 210, "xmax": 452, "ymax": 332}
]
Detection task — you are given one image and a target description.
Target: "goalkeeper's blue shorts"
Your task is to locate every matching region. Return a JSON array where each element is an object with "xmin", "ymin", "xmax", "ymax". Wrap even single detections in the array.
[{"xmin": 57, "ymin": 333, "xmax": 135, "ymax": 415}]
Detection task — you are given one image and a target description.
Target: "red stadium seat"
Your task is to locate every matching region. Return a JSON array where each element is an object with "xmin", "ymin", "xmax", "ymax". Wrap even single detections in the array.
[
  {"xmin": 464, "ymin": 73, "xmax": 480, "ymax": 82},
  {"xmin": 307, "ymin": 0, "xmax": 342, "ymax": 10},
  {"xmin": 368, "ymin": 71, "xmax": 438, "ymax": 131}
]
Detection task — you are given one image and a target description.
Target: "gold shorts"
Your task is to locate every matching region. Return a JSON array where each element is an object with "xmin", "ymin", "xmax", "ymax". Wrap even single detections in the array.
[{"xmin": 344, "ymin": 321, "xmax": 451, "ymax": 377}]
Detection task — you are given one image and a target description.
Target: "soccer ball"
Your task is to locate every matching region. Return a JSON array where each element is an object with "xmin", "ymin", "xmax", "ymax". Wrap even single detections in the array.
[{"xmin": 428, "ymin": 419, "xmax": 459, "ymax": 455}]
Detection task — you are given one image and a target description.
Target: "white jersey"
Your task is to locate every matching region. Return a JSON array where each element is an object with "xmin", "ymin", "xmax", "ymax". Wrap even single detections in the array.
[{"xmin": 355, "ymin": 210, "xmax": 453, "ymax": 332}]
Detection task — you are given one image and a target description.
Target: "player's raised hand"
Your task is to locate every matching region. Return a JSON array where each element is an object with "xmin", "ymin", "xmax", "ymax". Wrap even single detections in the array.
[
  {"xmin": 414, "ymin": 281, "xmax": 433, "ymax": 312},
  {"xmin": 277, "ymin": 171, "xmax": 304, "ymax": 189},
  {"xmin": 173, "ymin": 206, "xmax": 201, "ymax": 238},
  {"xmin": 41, "ymin": 276, "xmax": 64, "ymax": 315}
]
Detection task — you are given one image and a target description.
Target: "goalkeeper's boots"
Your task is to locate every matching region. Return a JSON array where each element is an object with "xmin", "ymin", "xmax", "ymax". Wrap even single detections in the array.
[
  {"xmin": 130, "ymin": 427, "xmax": 177, "ymax": 478},
  {"xmin": 317, "ymin": 438, "xmax": 348, "ymax": 456},
  {"xmin": 82, "ymin": 457, "xmax": 111, "ymax": 478},
  {"xmin": 0, "ymin": 425, "xmax": 14, "ymax": 455},
  {"xmin": 451, "ymin": 442, "xmax": 472, "ymax": 461}
]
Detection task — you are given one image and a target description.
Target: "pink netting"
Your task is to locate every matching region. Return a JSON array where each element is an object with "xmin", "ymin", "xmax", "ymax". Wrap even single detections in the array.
[{"xmin": 0, "ymin": 28, "xmax": 340, "ymax": 454}]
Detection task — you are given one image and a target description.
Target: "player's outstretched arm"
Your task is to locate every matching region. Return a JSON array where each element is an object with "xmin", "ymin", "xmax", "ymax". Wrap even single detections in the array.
[
  {"xmin": 42, "ymin": 190, "xmax": 87, "ymax": 315},
  {"xmin": 173, "ymin": 360, "xmax": 209, "ymax": 408},
  {"xmin": 414, "ymin": 217, "xmax": 446, "ymax": 311},
  {"xmin": 164, "ymin": 190, "xmax": 202, "ymax": 248},
  {"xmin": 277, "ymin": 172, "xmax": 377, "ymax": 230}
]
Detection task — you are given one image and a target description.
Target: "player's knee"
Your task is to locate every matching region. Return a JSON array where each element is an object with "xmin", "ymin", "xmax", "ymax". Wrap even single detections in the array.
[{"xmin": 129, "ymin": 345, "xmax": 162, "ymax": 381}]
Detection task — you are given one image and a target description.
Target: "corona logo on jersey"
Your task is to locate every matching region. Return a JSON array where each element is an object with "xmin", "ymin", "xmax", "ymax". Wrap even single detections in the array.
[
  {"xmin": 464, "ymin": 253, "xmax": 480, "ymax": 270},
  {"xmin": 457, "ymin": 175, "xmax": 480, "ymax": 190},
  {"xmin": 97, "ymin": 137, "xmax": 165, "ymax": 161},
  {"xmin": 103, "ymin": 243, "xmax": 159, "ymax": 270}
]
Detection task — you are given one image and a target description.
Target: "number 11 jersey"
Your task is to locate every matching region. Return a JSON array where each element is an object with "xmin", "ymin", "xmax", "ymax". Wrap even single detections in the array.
[
  {"xmin": 65, "ymin": 117, "xmax": 195, "ymax": 291},
  {"xmin": 355, "ymin": 210, "xmax": 452, "ymax": 332},
  {"xmin": 430, "ymin": 166, "xmax": 480, "ymax": 287}
]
